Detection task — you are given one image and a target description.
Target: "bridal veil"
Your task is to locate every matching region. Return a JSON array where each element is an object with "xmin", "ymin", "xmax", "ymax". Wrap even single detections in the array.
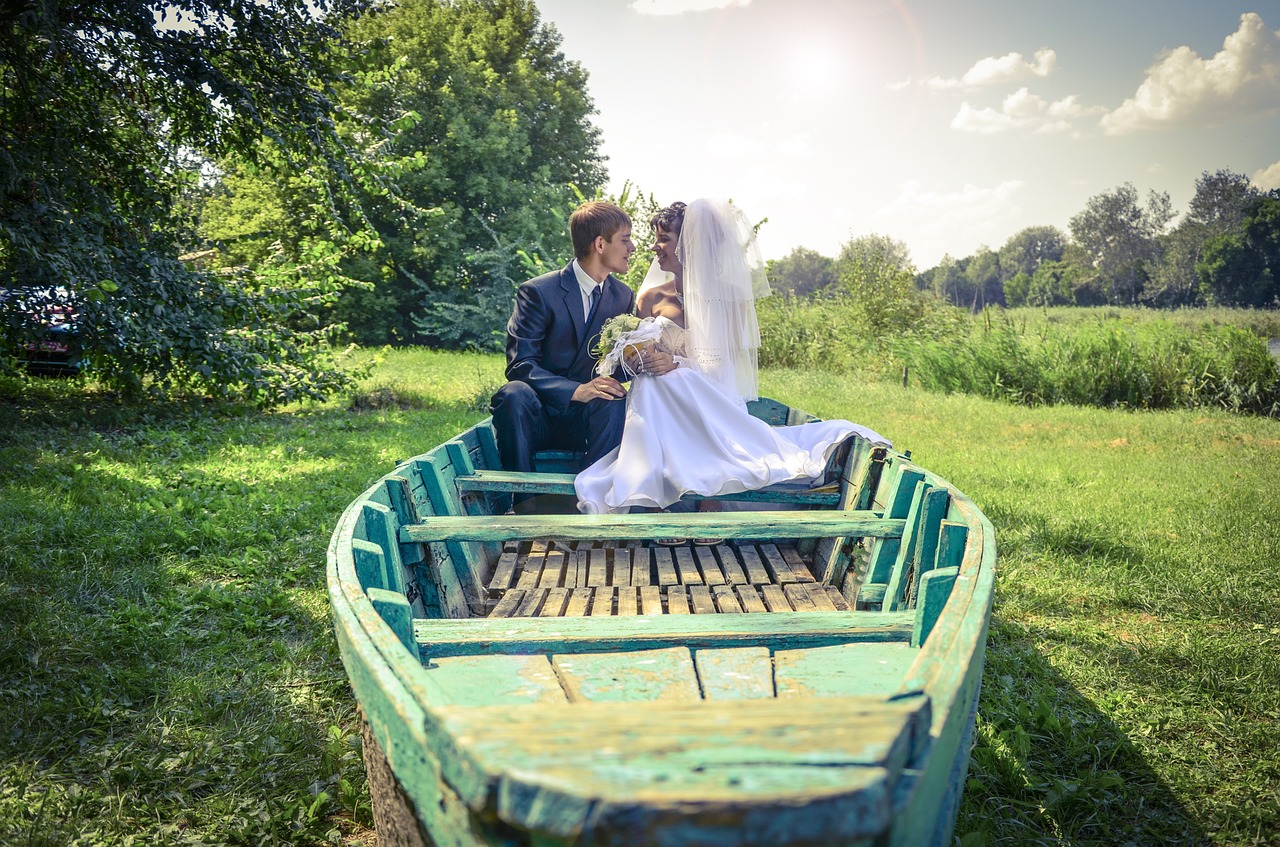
[{"xmin": 644, "ymin": 198, "xmax": 771, "ymax": 401}]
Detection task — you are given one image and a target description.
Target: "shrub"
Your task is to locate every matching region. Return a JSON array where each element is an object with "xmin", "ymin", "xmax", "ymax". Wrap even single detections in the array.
[{"xmin": 892, "ymin": 310, "xmax": 1280, "ymax": 416}]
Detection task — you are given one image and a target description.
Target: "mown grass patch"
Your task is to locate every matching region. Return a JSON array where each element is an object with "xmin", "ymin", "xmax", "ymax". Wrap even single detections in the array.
[
  {"xmin": 0, "ymin": 354, "xmax": 500, "ymax": 846},
  {"xmin": 768, "ymin": 372, "xmax": 1279, "ymax": 845},
  {"xmin": 1, "ymin": 352, "xmax": 1276, "ymax": 845}
]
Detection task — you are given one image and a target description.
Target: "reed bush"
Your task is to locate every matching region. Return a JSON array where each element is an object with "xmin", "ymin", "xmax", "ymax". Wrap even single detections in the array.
[
  {"xmin": 757, "ymin": 294, "xmax": 1280, "ymax": 417},
  {"xmin": 893, "ymin": 312, "xmax": 1280, "ymax": 416}
]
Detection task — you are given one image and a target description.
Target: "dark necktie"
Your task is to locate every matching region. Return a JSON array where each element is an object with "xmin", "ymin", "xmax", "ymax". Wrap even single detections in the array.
[{"xmin": 585, "ymin": 285, "xmax": 600, "ymax": 328}]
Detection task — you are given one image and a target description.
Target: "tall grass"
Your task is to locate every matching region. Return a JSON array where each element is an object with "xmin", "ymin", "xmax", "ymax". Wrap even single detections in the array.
[
  {"xmin": 894, "ymin": 314, "xmax": 1280, "ymax": 415},
  {"xmin": 759, "ymin": 296, "xmax": 1280, "ymax": 417}
]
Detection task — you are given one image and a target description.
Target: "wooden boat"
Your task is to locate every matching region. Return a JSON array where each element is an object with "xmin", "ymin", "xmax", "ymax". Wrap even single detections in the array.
[{"xmin": 326, "ymin": 397, "xmax": 996, "ymax": 847}]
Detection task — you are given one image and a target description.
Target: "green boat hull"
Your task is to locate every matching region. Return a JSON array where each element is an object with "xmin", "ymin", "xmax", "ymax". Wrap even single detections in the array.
[{"xmin": 327, "ymin": 400, "xmax": 996, "ymax": 846}]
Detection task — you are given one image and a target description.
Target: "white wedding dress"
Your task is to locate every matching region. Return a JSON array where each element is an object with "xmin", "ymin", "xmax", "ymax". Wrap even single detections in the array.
[{"xmin": 574, "ymin": 317, "xmax": 890, "ymax": 514}]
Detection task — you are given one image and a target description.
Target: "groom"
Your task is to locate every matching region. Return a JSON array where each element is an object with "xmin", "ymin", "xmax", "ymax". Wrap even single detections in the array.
[{"xmin": 490, "ymin": 201, "xmax": 637, "ymax": 487}]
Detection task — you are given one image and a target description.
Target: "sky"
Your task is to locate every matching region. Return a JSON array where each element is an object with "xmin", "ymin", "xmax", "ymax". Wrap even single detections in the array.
[{"xmin": 532, "ymin": 0, "xmax": 1280, "ymax": 268}]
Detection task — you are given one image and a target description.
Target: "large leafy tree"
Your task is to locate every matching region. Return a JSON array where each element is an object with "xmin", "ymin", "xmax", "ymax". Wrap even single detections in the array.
[
  {"xmin": 1146, "ymin": 170, "xmax": 1261, "ymax": 306},
  {"xmin": 962, "ymin": 247, "xmax": 1004, "ymax": 310},
  {"xmin": 837, "ymin": 233, "xmax": 935, "ymax": 333},
  {"xmin": 353, "ymin": 0, "xmax": 605, "ymax": 349},
  {"xmin": 1198, "ymin": 194, "xmax": 1280, "ymax": 307},
  {"xmin": 0, "ymin": 0, "xmax": 372, "ymax": 402},
  {"xmin": 1069, "ymin": 183, "xmax": 1173, "ymax": 305}
]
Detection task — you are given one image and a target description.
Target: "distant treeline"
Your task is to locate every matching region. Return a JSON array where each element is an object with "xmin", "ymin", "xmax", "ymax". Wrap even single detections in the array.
[{"xmin": 768, "ymin": 171, "xmax": 1280, "ymax": 312}]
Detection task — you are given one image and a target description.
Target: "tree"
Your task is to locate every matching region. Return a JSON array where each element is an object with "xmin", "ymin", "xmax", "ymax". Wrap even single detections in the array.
[
  {"xmin": 999, "ymin": 225, "xmax": 1066, "ymax": 282},
  {"xmin": 336, "ymin": 0, "xmax": 606, "ymax": 348},
  {"xmin": 963, "ymin": 246, "xmax": 1005, "ymax": 310},
  {"xmin": 767, "ymin": 247, "xmax": 839, "ymax": 297},
  {"xmin": 1146, "ymin": 170, "xmax": 1260, "ymax": 306},
  {"xmin": 1069, "ymin": 183, "xmax": 1173, "ymax": 304},
  {"xmin": 1026, "ymin": 260, "xmax": 1083, "ymax": 306},
  {"xmin": 837, "ymin": 233, "xmax": 914, "ymax": 282},
  {"xmin": 1, "ymin": 0, "xmax": 373, "ymax": 402},
  {"xmin": 918, "ymin": 255, "xmax": 973, "ymax": 308},
  {"xmin": 837, "ymin": 233, "xmax": 934, "ymax": 333},
  {"xmin": 1198, "ymin": 194, "xmax": 1280, "ymax": 307}
]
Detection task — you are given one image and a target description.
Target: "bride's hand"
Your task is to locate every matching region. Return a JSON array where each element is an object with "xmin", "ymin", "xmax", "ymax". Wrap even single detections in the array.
[{"xmin": 633, "ymin": 349, "xmax": 676, "ymax": 376}]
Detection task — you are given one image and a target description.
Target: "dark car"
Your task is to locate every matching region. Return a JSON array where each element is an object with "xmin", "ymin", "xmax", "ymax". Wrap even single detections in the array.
[{"xmin": 0, "ymin": 286, "xmax": 83, "ymax": 376}]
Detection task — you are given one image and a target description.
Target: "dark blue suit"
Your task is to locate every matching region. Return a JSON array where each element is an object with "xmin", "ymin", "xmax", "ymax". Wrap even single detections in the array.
[{"xmin": 491, "ymin": 263, "xmax": 636, "ymax": 475}]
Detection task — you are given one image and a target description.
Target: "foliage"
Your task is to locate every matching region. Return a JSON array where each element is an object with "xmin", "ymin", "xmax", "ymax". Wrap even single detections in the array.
[
  {"xmin": 1024, "ymin": 259, "xmax": 1086, "ymax": 307},
  {"xmin": 837, "ymin": 232, "xmax": 914, "ymax": 281},
  {"xmin": 962, "ymin": 246, "xmax": 1005, "ymax": 310},
  {"xmin": 892, "ymin": 308, "xmax": 1280, "ymax": 416},
  {"xmin": 1146, "ymin": 170, "xmax": 1262, "ymax": 307},
  {"xmin": 1069, "ymin": 182, "xmax": 1174, "ymax": 305},
  {"xmin": 0, "ymin": 0, "xmax": 374, "ymax": 404},
  {"xmin": 830, "ymin": 232, "xmax": 954, "ymax": 337},
  {"xmin": 756, "ymin": 283, "xmax": 966, "ymax": 378},
  {"xmin": 1197, "ymin": 195, "xmax": 1280, "ymax": 308},
  {"xmin": 322, "ymin": 0, "xmax": 607, "ymax": 349},
  {"xmin": 998, "ymin": 225, "xmax": 1067, "ymax": 282},
  {"xmin": 766, "ymin": 247, "xmax": 839, "ymax": 297}
]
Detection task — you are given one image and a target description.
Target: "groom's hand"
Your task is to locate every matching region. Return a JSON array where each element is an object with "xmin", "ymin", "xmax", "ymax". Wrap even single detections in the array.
[{"xmin": 572, "ymin": 376, "xmax": 627, "ymax": 403}]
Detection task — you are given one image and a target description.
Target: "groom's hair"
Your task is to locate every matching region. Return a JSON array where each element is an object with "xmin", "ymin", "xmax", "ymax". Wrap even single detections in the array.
[
  {"xmin": 650, "ymin": 201, "xmax": 687, "ymax": 236},
  {"xmin": 570, "ymin": 202, "xmax": 631, "ymax": 259}
]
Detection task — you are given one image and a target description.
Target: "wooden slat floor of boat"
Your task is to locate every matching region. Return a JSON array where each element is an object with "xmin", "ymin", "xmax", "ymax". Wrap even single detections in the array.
[{"xmin": 486, "ymin": 540, "xmax": 850, "ymax": 618}]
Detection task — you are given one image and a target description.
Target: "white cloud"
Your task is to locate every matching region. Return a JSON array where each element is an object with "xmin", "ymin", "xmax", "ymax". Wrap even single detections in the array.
[
  {"xmin": 631, "ymin": 0, "xmax": 748, "ymax": 15},
  {"xmin": 923, "ymin": 47, "xmax": 1056, "ymax": 91},
  {"xmin": 1101, "ymin": 12, "xmax": 1280, "ymax": 134},
  {"xmin": 951, "ymin": 87, "xmax": 1099, "ymax": 135},
  {"xmin": 874, "ymin": 180, "xmax": 1027, "ymax": 266},
  {"xmin": 1253, "ymin": 160, "xmax": 1280, "ymax": 190}
]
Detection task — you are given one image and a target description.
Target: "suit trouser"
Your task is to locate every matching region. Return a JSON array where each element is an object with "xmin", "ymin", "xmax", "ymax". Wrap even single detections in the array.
[{"xmin": 490, "ymin": 380, "xmax": 626, "ymax": 477}]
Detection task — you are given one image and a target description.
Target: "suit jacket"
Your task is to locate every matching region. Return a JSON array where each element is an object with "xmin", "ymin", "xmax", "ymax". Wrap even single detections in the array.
[{"xmin": 505, "ymin": 262, "xmax": 636, "ymax": 417}]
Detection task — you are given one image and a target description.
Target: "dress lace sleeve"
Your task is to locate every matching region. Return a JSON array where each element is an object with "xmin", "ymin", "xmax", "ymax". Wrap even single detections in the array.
[{"xmin": 655, "ymin": 317, "xmax": 698, "ymax": 371}]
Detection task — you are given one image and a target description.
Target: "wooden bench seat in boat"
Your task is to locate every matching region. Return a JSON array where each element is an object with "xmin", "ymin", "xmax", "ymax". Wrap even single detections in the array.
[
  {"xmin": 409, "ymin": 648, "xmax": 932, "ymax": 843},
  {"xmin": 398, "ymin": 509, "xmax": 905, "ymax": 543},
  {"xmin": 454, "ymin": 468, "xmax": 843, "ymax": 505}
]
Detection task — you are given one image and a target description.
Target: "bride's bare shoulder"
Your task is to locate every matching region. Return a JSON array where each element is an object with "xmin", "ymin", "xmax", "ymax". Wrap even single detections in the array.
[{"xmin": 637, "ymin": 283, "xmax": 672, "ymax": 318}]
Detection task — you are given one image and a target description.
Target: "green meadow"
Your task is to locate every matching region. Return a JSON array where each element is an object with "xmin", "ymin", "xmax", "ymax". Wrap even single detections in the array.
[{"xmin": 1, "ymin": 342, "xmax": 1277, "ymax": 846}]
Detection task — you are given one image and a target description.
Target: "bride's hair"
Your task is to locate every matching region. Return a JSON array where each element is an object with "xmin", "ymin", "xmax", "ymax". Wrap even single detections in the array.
[{"xmin": 649, "ymin": 201, "xmax": 687, "ymax": 235}]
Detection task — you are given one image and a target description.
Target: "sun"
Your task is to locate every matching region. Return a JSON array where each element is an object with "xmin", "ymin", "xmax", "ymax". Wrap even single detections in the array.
[{"xmin": 785, "ymin": 45, "xmax": 849, "ymax": 99}]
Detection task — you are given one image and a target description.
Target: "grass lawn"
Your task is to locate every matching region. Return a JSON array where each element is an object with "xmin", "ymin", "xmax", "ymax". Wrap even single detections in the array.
[{"xmin": 1, "ymin": 349, "xmax": 1277, "ymax": 846}]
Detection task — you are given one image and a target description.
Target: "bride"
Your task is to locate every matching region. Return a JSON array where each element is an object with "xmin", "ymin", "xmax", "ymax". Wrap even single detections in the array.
[{"xmin": 573, "ymin": 198, "xmax": 889, "ymax": 518}]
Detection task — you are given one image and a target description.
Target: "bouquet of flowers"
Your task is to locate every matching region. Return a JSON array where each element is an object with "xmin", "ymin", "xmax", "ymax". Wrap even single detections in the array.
[
  {"xmin": 594, "ymin": 314, "xmax": 662, "ymax": 377},
  {"xmin": 593, "ymin": 314, "xmax": 641, "ymax": 360}
]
